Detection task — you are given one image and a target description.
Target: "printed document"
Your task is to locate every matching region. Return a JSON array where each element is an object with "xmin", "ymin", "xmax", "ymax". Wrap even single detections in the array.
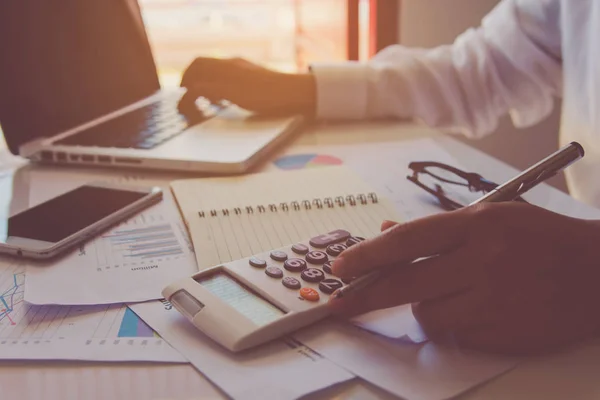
[
  {"xmin": 0, "ymin": 258, "xmax": 184, "ymax": 362},
  {"xmin": 273, "ymin": 140, "xmax": 454, "ymax": 341},
  {"xmin": 262, "ymin": 138, "xmax": 465, "ymax": 221},
  {"xmin": 130, "ymin": 301, "xmax": 355, "ymax": 400},
  {"xmin": 264, "ymin": 138, "xmax": 600, "ymax": 341},
  {"xmin": 295, "ymin": 321, "xmax": 519, "ymax": 400},
  {"xmin": 23, "ymin": 170, "xmax": 197, "ymax": 305}
]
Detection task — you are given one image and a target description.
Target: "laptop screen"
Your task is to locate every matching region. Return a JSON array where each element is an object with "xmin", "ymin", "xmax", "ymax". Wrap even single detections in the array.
[{"xmin": 0, "ymin": 0, "xmax": 161, "ymax": 155}]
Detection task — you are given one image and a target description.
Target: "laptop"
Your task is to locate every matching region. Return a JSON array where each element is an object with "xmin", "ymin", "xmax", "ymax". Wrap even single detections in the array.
[{"xmin": 0, "ymin": 1, "xmax": 304, "ymax": 174}]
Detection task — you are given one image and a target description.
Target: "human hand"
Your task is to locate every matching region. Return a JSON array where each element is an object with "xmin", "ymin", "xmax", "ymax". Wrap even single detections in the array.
[
  {"xmin": 179, "ymin": 57, "xmax": 316, "ymax": 116},
  {"xmin": 329, "ymin": 202, "xmax": 600, "ymax": 355}
]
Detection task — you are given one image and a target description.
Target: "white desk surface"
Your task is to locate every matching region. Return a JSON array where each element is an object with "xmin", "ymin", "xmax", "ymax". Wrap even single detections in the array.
[{"xmin": 1, "ymin": 121, "xmax": 599, "ymax": 400}]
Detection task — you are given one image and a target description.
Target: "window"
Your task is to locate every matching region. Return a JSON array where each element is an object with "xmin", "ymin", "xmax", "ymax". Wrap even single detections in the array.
[{"xmin": 139, "ymin": 0, "xmax": 380, "ymax": 87}]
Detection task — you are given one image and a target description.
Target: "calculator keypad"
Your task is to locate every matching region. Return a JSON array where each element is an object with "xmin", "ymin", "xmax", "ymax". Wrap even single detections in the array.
[
  {"xmin": 270, "ymin": 251, "xmax": 288, "ymax": 262},
  {"xmin": 291, "ymin": 243, "xmax": 309, "ymax": 255},
  {"xmin": 284, "ymin": 258, "xmax": 307, "ymax": 272},
  {"xmin": 309, "ymin": 229, "xmax": 351, "ymax": 248},
  {"xmin": 265, "ymin": 266, "xmax": 283, "ymax": 278},
  {"xmin": 249, "ymin": 257, "xmax": 267, "ymax": 268},
  {"xmin": 282, "ymin": 276, "xmax": 301, "ymax": 289},
  {"xmin": 322, "ymin": 261, "xmax": 333, "ymax": 274},
  {"xmin": 239, "ymin": 230, "xmax": 363, "ymax": 306},
  {"xmin": 299, "ymin": 287, "xmax": 320, "ymax": 302},
  {"xmin": 326, "ymin": 243, "xmax": 347, "ymax": 257},
  {"xmin": 318, "ymin": 279, "xmax": 343, "ymax": 294},
  {"xmin": 301, "ymin": 268, "xmax": 325, "ymax": 283},
  {"xmin": 346, "ymin": 236, "xmax": 365, "ymax": 247},
  {"xmin": 306, "ymin": 251, "xmax": 328, "ymax": 265}
]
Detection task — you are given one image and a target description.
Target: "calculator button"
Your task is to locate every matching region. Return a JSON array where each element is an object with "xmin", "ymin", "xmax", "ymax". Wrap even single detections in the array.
[
  {"xmin": 299, "ymin": 287, "xmax": 320, "ymax": 302},
  {"xmin": 318, "ymin": 279, "xmax": 344, "ymax": 294},
  {"xmin": 284, "ymin": 258, "xmax": 307, "ymax": 272},
  {"xmin": 306, "ymin": 251, "xmax": 328, "ymax": 265},
  {"xmin": 309, "ymin": 229, "xmax": 351, "ymax": 248},
  {"xmin": 326, "ymin": 243, "xmax": 347, "ymax": 257},
  {"xmin": 265, "ymin": 266, "xmax": 283, "ymax": 279},
  {"xmin": 270, "ymin": 251, "xmax": 288, "ymax": 262},
  {"xmin": 322, "ymin": 261, "xmax": 333, "ymax": 274},
  {"xmin": 346, "ymin": 236, "xmax": 365, "ymax": 247},
  {"xmin": 301, "ymin": 268, "xmax": 325, "ymax": 283},
  {"xmin": 249, "ymin": 257, "xmax": 267, "ymax": 269},
  {"xmin": 282, "ymin": 276, "xmax": 301, "ymax": 290},
  {"xmin": 291, "ymin": 243, "xmax": 309, "ymax": 255}
]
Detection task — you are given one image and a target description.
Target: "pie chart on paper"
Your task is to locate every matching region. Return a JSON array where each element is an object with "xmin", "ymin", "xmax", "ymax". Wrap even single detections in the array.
[{"xmin": 273, "ymin": 154, "xmax": 343, "ymax": 170}]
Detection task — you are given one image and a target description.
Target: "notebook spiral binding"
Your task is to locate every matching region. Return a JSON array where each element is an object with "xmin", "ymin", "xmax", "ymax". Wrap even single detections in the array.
[{"xmin": 198, "ymin": 192, "xmax": 379, "ymax": 218}]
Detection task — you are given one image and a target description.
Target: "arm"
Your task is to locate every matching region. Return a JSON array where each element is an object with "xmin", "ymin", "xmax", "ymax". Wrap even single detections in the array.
[
  {"xmin": 312, "ymin": 0, "xmax": 563, "ymax": 138},
  {"xmin": 329, "ymin": 202, "xmax": 600, "ymax": 354}
]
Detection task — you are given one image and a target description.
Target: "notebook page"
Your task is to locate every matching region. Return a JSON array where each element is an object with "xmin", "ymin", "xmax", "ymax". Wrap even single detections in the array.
[
  {"xmin": 171, "ymin": 166, "xmax": 375, "ymax": 220},
  {"xmin": 171, "ymin": 166, "xmax": 400, "ymax": 269},
  {"xmin": 189, "ymin": 200, "xmax": 398, "ymax": 268}
]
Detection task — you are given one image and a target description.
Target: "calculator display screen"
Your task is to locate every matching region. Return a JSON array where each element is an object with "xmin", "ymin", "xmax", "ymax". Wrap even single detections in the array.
[{"xmin": 197, "ymin": 273, "xmax": 285, "ymax": 326}]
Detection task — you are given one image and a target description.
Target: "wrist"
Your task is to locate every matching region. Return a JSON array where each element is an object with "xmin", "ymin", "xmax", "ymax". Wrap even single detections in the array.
[{"xmin": 281, "ymin": 73, "xmax": 317, "ymax": 116}]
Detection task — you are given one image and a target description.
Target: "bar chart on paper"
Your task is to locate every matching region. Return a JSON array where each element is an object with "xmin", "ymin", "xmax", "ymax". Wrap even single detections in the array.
[
  {"xmin": 24, "ymin": 203, "xmax": 196, "ymax": 305},
  {"xmin": 90, "ymin": 215, "xmax": 191, "ymax": 272},
  {"xmin": 0, "ymin": 260, "xmax": 184, "ymax": 362}
]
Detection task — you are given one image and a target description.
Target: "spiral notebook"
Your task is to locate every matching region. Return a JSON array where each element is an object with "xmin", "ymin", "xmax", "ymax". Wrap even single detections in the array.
[{"xmin": 170, "ymin": 166, "xmax": 401, "ymax": 269}]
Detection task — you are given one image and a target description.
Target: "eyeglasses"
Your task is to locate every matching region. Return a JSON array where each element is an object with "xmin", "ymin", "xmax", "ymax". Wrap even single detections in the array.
[{"xmin": 406, "ymin": 161, "xmax": 527, "ymax": 210}]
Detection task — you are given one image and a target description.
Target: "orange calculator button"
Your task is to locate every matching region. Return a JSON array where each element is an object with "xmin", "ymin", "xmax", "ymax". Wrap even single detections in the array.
[{"xmin": 299, "ymin": 287, "xmax": 320, "ymax": 302}]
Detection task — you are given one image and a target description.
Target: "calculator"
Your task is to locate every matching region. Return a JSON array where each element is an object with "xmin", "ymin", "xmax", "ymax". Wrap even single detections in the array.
[{"xmin": 162, "ymin": 229, "xmax": 364, "ymax": 352}]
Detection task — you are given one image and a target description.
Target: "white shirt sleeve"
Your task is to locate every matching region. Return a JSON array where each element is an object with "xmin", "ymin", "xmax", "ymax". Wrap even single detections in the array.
[{"xmin": 311, "ymin": 0, "xmax": 563, "ymax": 138}]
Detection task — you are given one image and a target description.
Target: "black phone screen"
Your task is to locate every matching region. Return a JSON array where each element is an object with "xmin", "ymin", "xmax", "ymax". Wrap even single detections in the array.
[{"xmin": 0, "ymin": 186, "xmax": 149, "ymax": 244}]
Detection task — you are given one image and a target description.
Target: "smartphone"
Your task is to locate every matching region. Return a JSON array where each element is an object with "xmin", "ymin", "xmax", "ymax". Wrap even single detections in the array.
[{"xmin": 0, "ymin": 182, "xmax": 162, "ymax": 259}]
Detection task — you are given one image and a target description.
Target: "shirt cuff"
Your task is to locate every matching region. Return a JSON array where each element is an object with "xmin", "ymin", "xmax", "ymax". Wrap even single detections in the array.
[{"xmin": 310, "ymin": 62, "xmax": 369, "ymax": 120}]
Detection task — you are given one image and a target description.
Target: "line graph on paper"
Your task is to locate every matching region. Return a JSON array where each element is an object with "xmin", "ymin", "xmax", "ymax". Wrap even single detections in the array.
[
  {"xmin": 0, "ymin": 260, "xmax": 183, "ymax": 362},
  {"xmin": 0, "ymin": 262, "xmax": 25, "ymax": 328}
]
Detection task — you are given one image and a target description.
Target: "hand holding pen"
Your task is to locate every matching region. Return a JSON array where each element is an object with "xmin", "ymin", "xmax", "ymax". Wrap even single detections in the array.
[{"xmin": 328, "ymin": 142, "xmax": 600, "ymax": 355}]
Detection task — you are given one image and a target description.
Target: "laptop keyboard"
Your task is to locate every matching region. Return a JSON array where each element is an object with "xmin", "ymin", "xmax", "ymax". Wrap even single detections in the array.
[{"xmin": 55, "ymin": 97, "xmax": 203, "ymax": 149}]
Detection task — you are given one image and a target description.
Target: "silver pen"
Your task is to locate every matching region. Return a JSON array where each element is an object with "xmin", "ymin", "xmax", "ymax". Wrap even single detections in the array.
[{"xmin": 333, "ymin": 141, "xmax": 585, "ymax": 300}]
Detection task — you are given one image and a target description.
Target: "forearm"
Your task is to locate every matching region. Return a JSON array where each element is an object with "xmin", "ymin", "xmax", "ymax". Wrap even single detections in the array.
[{"xmin": 309, "ymin": 0, "xmax": 562, "ymax": 138}]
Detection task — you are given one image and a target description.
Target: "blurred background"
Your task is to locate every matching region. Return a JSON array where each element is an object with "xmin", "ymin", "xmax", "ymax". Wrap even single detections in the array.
[
  {"xmin": 139, "ymin": 0, "xmax": 369, "ymax": 87},
  {"xmin": 0, "ymin": 0, "xmax": 565, "ymax": 190}
]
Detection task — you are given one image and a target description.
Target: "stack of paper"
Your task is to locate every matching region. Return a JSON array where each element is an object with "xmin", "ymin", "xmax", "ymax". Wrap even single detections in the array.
[
  {"xmin": 162, "ymin": 153, "xmax": 520, "ymax": 399},
  {"xmin": 3, "ymin": 139, "xmax": 543, "ymax": 400},
  {"xmin": 0, "ymin": 169, "xmax": 190, "ymax": 362},
  {"xmin": 0, "ymin": 258, "xmax": 184, "ymax": 362}
]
